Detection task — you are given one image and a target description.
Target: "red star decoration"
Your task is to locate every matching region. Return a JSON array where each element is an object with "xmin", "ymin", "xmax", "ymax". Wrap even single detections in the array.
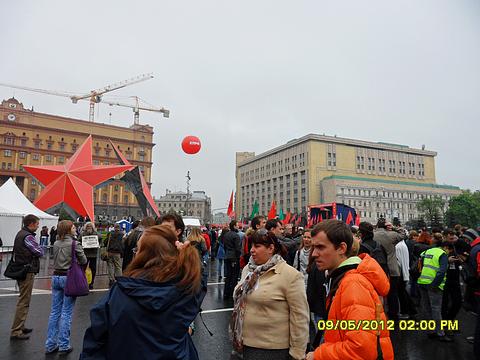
[{"xmin": 23, "ymin": 135, "xmax": 133, "ymax": 220}]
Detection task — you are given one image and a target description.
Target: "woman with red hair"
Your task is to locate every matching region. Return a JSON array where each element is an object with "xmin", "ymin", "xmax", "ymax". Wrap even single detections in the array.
[{"xmin": 80, "ymin": 224, "xmax": 207, "ymax": 360}]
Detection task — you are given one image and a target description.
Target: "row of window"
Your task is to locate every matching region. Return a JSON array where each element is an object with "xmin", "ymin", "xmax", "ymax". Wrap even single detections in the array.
[
  {"xmin": 3, "ymin": 136, "xmax": 147, "ymax": 161},
  {"xmin": 355, "ymin": 150, "xmax": 426, "ymax": 178},
  {"xmin": 240, "ymin": 153, "xmax": 307, "ymax": 182},
  {"xmin": 338, "ymin": 187, "xmax": 452, "ymax": 201},
  {"xmin": 344, "ymin": 198, "xmax": 425, "ymax": 210},
  {"xmin": 157, "ymin": 202, "xmax": 205, "ymax": 208}
]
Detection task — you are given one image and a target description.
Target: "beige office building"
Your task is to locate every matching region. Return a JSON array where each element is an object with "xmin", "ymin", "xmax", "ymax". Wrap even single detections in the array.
[{"xmin": 236, "ymin": 134, "xmax": 461, "ymax": 224}]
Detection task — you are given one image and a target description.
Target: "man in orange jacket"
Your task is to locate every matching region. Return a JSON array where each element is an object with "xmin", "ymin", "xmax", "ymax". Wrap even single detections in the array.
[{"xmin": 306, "ymin": 220, "xmax": 394, "ymax": 360}]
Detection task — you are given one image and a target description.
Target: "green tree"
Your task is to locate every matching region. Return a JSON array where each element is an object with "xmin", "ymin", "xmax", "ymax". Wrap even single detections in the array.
[
  {"xmin": 417, "ymin": 196, "xmax": 446, "ymax": 227},
  {"xmin": 445, "ymin": 190, "xmax": 480, "ymax": 228}
]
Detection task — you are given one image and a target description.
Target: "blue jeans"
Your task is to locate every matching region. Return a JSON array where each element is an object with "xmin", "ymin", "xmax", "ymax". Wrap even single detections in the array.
[
  {"xmin": 45, "ymin": 276, "xmax": 76, "ymax": 351},
  {"xmin": 217, "ymin": 258, "xmax": 224, "ymax": 277},
  {"xmin": 418, "ymin": 284, "xmax": 444, "ymax": 336}
]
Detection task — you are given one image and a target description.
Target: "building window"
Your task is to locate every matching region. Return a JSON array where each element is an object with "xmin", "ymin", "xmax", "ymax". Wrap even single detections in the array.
[
  {"xmin": 102, "ymin": 193, "xmax": 107, "ymax": 203},
  {"xmin": 4, "ymin": 137, "xmax": 14, "ymax": 145},
  {"xmin": 327, "ymin": 144, "xmax": 337, "ymax": 168},
  {"xmin": 124, "ymin": 195, "xmax": 129, "ymax": 204},
  {"xmin": 58, "ymin": 156, "xmax": 64, "ymax": 164},
  {"xmin": 47, "ymin": 143, "xmax": 53, "ymax": 150},
  {"xmin": 19, "ymin": 151, "xmax": 27, "ymax": 159},
  {"xmin": 34, "ymin": 141, "xmax": 41, "ymax": 149},
  {"xmin": 4, "ymin": 150, "xmax": 12, "ymax": 157},
  {"xmin": 30, "ymin": 189, "xmax": 36, "ymax": 200},
  {"xmin": 59, "ymin": 143, "xmax": 65, "ymax": 151},
  {"xmin": 21, "ymin": 139, "xmax": 27, "ymax": 146},
  {"xmin": 32, "ymin": 153, "xmax": 39, "ymax": 161},
  {"xmin": 45, "ymin": 155, "xmax": 52, "ymax": 162},
  {"xmin": 113, "ymin": 195, "xmax": 118, "ymax": 203},
  {"xmin": 139, "ymin": 154, "xmax": 145, "ymax": 161}
]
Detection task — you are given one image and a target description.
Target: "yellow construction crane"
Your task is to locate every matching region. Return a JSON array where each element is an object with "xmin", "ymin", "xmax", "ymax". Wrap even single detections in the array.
[{"xmin": 0, "ymin": 73, "xmax": 156, "ymax": 122}]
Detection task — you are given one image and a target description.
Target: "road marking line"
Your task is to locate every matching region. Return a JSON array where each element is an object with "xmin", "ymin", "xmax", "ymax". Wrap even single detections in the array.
[
  {"xmin": 201, "ymin": 308, "xmax": 233, "ymax": 314},
  {"xmin": 0, "ymin": 282, "xmax": 225, "ymax": 297}
]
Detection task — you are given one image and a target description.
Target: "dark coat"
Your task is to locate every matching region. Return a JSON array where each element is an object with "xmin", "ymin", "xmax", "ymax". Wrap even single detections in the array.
[
  {"xmin": 80, "ymin": 274, "xmax": 207, "ymax": 360},
  {"xmin": 223, "ymin": 230, "xmax": 241, "ymax": 260},
  {"xmin": 106, "ymin": 230, "xmax": 124, "ymax": 254},
  {"xmin": 306, "ymin": 265, "xmax": 327, "ymax": 317},
  {"xmin": 13, "ymin": 227, "xmax": 40, "ymax": 273}
]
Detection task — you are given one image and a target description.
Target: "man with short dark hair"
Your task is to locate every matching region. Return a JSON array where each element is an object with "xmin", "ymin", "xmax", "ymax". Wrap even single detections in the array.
[
  {"xmin": 251, "ymin": 215, "xmax": 266, "ymax": 231},
  {"xmin": 223, "ymin": 220, "xmax": 241, "ymax": 299},
  {"xmin": 266, "ymin": 218, "xmax": 300, "ymax": 263},
  {"xmin": 158, "ymin": 214, "xmax": 185, "ymax": 240},
  {"xmin": 10, "ymin": 214, "xmax": 43, "ymax": 340},
  {"xmin": 306, "ymin": 220, "xmax": 393, "ymax": 359}
]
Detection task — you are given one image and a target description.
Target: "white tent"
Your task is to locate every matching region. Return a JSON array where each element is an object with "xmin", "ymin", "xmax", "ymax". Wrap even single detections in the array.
[{"xmin": 0, "ymin": 178, "xmax": 58, "ymax": 247}]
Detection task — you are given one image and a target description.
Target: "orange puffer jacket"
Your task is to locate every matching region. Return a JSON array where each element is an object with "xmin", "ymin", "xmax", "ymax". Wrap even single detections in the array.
[{"xmin": 314, "ymin": 254, "xmax": 394, "ymax": 360}]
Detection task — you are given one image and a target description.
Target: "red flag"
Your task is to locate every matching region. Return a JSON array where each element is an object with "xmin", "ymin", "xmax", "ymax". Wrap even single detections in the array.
[
  {"xmin": 290, "ymin": 213, "xmax": 297, "ymax": 224},
  {"xmin": 319, "ymin": 214, "xmax": 323, "ymax": 223},
  {"xmin": 284, "ymin": 212, "xmax": 292, "ymax": 225},
  {"xmin": 227, "ymin": 191, "xmax": 234, "ymax": 218},
  {"xmin": 331, "ymin": 203, "xmax": 337, "ymax": 219},
  {"xmin": 267, "ymin": 200, "xmax": 277, "ymax": 220},
  {"xmin": 345, "ymin": 211, "xmax": 353, "ymax": 225},
  {"xmin": 313, "ymin": 214, "xmax": 318, "ymax": 224},
  {"xmin": 355, "ymin": 213, "xmax": 361, "ymax": 226}
]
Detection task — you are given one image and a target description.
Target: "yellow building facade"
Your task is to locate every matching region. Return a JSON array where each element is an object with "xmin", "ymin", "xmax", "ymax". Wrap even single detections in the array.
[
  {"xmin": 236, "ymin": 134, "xmax": 461, "ymax": 223},
  {"xmin": 0, "ymin": 97, "xmax": 154, "ymax": 220}
]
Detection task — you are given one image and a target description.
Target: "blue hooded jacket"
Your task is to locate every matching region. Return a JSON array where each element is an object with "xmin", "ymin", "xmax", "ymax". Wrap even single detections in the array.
[{"xmin": 80, "ymin": 274, "xmax": 207, "ymax": 360}]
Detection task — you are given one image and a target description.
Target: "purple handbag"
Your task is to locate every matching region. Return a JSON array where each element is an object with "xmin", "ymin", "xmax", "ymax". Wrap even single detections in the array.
[{"xmin": 64, "ymin": 240, "xmax": 89, "ymax": 297}]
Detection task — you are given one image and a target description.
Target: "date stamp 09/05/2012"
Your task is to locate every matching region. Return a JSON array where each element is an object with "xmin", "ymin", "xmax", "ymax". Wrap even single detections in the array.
[{"xmin": 317, "ymin": 319, "xmax": 459, "ymax": 332}]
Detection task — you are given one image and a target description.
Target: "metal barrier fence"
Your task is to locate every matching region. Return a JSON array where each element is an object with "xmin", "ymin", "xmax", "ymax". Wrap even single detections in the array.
[{"xmin": 0, "ymin": 246, "xmax": 109, "ymax": 281}]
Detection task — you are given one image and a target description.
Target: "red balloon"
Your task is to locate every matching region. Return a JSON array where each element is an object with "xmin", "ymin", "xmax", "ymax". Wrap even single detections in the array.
[{"xmin": 182, "ymin": 136, "xmax": 201, "ymax": 154}]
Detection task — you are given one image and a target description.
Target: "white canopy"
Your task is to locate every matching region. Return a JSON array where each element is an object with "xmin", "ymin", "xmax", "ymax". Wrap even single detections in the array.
[{"xmin": 0, "ymin": 178, "xmax": 58, "ymax": 247}]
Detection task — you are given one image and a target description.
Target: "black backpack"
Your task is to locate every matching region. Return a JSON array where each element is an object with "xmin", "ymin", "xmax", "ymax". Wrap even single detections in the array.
[{"xmin": 362, "ymin": 241, "xmax": 389, "ymax": 276}]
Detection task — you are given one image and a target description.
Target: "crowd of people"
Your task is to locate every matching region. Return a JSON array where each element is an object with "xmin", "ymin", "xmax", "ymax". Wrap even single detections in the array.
[{"xmin": 4, "ymin": 212, "xmax": 480, "ymax": 359}]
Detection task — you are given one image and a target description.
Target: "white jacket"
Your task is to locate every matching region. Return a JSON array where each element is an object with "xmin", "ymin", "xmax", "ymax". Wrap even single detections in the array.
[{"xmin": 395, "ymin": 240, "xmax": 410, "ymax": 282}]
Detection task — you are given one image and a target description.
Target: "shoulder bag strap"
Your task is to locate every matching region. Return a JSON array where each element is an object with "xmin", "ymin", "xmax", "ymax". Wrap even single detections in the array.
[{"xmin": 71, "ymin": 240, "xmax": 77, "ymax": 263}]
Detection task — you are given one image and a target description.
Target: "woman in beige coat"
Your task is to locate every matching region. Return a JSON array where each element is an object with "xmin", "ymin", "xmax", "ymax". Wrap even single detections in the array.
[{"xmin": 230, "ymin": 228, "xmax": 309, "ymax": 360}]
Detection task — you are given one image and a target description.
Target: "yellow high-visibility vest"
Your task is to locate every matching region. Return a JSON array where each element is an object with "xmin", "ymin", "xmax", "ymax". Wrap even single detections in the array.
[{"xmin": 417, "ymin": 247, "xmax": 447, "ymax": 290}]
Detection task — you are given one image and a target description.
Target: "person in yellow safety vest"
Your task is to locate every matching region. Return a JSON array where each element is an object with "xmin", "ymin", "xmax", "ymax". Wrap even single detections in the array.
[{"xmin": 417, "ymin": 238, "xmax": 454, "ymax": 342}]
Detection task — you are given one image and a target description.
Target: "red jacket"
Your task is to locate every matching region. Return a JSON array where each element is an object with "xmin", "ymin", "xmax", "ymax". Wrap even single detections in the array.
[
  {"xmin": 314, "ymin": 254, "xmax": 394, "ymax": 360},
  {"xmin": 202, "ymin": 233, "xmax": 211, "ymax": 251}
]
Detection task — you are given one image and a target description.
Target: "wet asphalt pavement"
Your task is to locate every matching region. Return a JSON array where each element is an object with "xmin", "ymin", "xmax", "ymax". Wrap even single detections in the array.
[{"xmin": 0, "ymin": 259, "xmax": 476, "ymax": 360}]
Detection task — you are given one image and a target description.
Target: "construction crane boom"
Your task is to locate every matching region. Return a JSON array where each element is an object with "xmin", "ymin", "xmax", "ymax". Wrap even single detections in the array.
[
  {"xmin": 0, "ymin": 82, "xmax": 75, "ymax": 98},
  {"xmin": 0, "ymin": 73, "xmax": 154, "ymax": 122},
  {"xmin": 102, "ymin": 96, "xmax": 170, "ymax": 124}
]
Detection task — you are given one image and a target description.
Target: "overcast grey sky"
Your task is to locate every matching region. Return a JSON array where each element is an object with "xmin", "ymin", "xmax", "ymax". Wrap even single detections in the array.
[{"xmin": 2, "ymin": 1, "xmax": 479, "ymax": 211}]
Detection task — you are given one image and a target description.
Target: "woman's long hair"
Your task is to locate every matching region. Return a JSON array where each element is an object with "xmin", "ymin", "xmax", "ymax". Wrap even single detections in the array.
[
  {"xmin": 124, "ymin": 224, "xmax": 201, "ymax": 294},
  {"xmin": 57, "ymin": 220, "xmax": 74, "ymax": 240},
  {"xmin": 187, "ymin": 227, "xmax": 205, "ymax": 245}
]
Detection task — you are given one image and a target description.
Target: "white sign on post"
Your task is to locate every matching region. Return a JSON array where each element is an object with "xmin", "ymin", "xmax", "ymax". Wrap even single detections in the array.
[{"xmin": 82, "ymin": 235, "xmax": 99, "ymax": 249}]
